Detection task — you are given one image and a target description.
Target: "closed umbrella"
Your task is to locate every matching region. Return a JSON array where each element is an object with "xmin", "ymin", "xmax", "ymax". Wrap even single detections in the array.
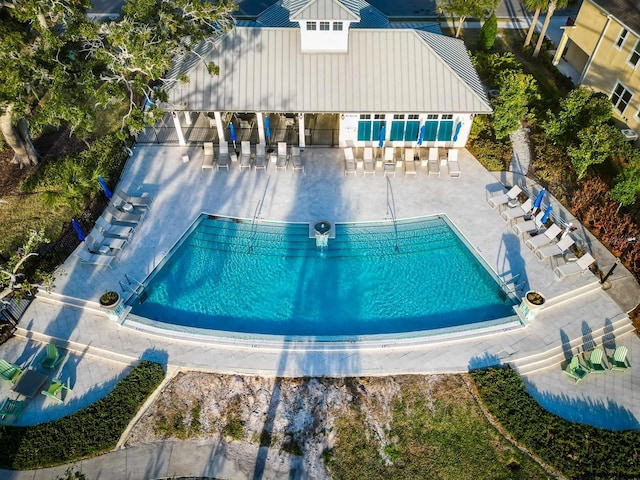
[
  {"xmin": 417, "ymin": 124, "xmax": 425, "ymax": 146},
  {"xmin": 71, "ymin": 219, "xmax": 86, "ymax": 241},
  {"xmin": 264, "ymin": 116, "xmax": 271, "ymax": 145},
  {"xmin": 533, "ymin": 189, "xmax": 546, "ymax": 212},
  {"xmin": 98, "ymin": 176, "xmax": 112, "ymax": 199},
  {"xmin": 229, "ymin": 122, "xmax": 237, "ymax": 150},
  {"xmin": 540, "ymin": 205, "xmax": 553, "ymax": 224},
  {"xmin": 453, "ymin": 121, "xmax": 462, "ymax": 142},
  {"xmin": 378, "ymin": 125, "xmax": 386, "ymax": 148}
]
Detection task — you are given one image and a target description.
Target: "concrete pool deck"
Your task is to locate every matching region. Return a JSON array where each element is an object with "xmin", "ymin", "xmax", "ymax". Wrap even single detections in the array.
[{"xmin": 2, "ymin": 144, "xmax": 640, "ymax": 432}]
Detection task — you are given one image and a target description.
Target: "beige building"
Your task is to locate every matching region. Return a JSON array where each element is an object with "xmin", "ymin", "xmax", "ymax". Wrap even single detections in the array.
[{"xmin": 554, "ymin": 0, "xmax": 640, "ymax": 138}]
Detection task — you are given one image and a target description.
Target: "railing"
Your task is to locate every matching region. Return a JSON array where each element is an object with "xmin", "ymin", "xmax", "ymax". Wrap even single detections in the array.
[{"xmin": 386, "ymin": 177, "xmax": 400, "ymax": 253}]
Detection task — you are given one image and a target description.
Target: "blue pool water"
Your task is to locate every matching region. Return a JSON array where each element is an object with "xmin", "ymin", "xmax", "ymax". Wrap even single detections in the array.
[{"xmin": 129, "ymin": 215, "xmax": 517, "ymax": 338}]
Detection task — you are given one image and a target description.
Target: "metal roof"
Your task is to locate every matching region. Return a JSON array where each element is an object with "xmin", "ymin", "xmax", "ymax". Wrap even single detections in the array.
[
  {"xmin": 289, "ymin": 0, "xmax": 359, "ymax": 21},
  {"xmin": 163, "ymin": 27, "xmax": 491, "ymax": 114}
]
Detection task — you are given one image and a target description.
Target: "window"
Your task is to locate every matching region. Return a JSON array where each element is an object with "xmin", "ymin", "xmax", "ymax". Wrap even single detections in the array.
[
  {"xmin": 306, "ymin": 22, "xmax": 316, "ymax": 31},
  {"xmin": 333, "ymin": 22, "xmax": 343, "ymax": 31},
  {"xmin": 437, "ymin": 115, "xmax": 454, "ymax": 141},
  {"xmin": 320, "ymin": 21, "xmax": 330, "ymax": 31},
  {"xmin": 615, "ymin": 28, "xmax": 628, "ymax": 49},
  {"xmin": 629, "ymin": 40, "xmax": 640, "ymax": 67},
  {"xmin": 357, "ymin": 114, "xmax": 386, "ymax": 141},
  {"xmin": 389, "ymin": 115, "xmax": 421, "ymax": 141},
  {"xmin": 611, "ymin": 82, "xmax": 633, "ymax": 114}
]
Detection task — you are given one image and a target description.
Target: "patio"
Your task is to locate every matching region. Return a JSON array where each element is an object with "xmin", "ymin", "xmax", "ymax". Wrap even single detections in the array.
[{"xmin": 2, "ymin": 144, "xmax": 640, "ymax": 429}]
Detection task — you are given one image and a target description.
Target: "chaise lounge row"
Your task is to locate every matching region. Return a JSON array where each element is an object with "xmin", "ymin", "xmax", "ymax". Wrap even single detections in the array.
[
  {"xmin": 343, "ymin": 147, "xmax": 460, "ymax": 177},
  {"xmin": 202, "ymin": 142, "xmax": 304, "ymax": 173}
]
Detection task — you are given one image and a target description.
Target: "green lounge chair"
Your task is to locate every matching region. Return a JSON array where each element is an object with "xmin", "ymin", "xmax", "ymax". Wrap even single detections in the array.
[
  {"xmin": 0, "ymin": 398, "xmax": 24, "ymax": 421},
  {"xmin": 40, "ymin": 344, "xmax": 62, "ymax": 370},
  {"xmin": 586, "ymin": 348, "xmax": 608, "ymax": 373},
  {"xmin": 563, "ymin": 356, "xmax": 589, "ymax": 382},
  {"xmin": 41, "ymin": 379, "xmax": 72, "ymax": 403},
  {"xmin": 0, "ymin": 359, "xmax": 23, "ymax": 384},
  {"xmin": 609, "ymin": 346, "xmax": 631, "ymax": 371}
]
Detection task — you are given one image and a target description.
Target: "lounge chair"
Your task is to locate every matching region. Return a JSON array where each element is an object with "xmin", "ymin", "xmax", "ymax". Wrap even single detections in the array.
[
  {"xmin": 535, "ymin": 236, "xmax": 575, "ymax": 261},
  {"xmin": 383, "ymin": 147, "xmax": 395, "ymax": 177},
  {"xmin": 525, "ymin": 224, "xmax": 562, "ymax": 251},
  {"xmin": 563, "ymin": 355, "xmax": 589, "ymax": 382},
  {"xmin": 501, "ymin": 198, "xmax": 533, "ymax": 222},
  {"xmin": 609, "ymin": 346, "xmax": 631, "ymax": 371},
  {"xmin": 75, "ymin": 247, "xmax": 115, "ymax": 268},
  {"xmin": 254, "ymin": 144, "xmax": 267, "ymax": 171},
  {"xmin": 363, "ymin": 147, "xmax": 375, "ymax": 176},
  {"xmin": 448, "ymin": 149, "xmax": 461, "ymax": 177},
  {"xmin": 553, "ymin": 253, "xmax": 596, "ymax": 279},
  {"xmin": 428, "ymin": 148, "xmax": 440, "ymax": 177},
  {"xmin": 404, "ymin": 148, "xmax": 416, "ymax": 175},
  {"xmin": 0, "ymin": 359, "xmax": 23, "ymax": 384},
  {"xmin": 114, "ymin": 190, "xmax": 151, "ymax": 209},
  {"xmin": 40, "ymin": 344, "xmax": 63, "ymax": 370},
  {"xmin": 488, "ymin": 185, "xmax": 522, "ymax": 209},
  {"xmin": 104, "ymin": 204, "xmax": 144, "ymax": 226},
  {"xmin": 0, "ymin": 398, "xmax": 24, "ymax": 421},
  {"xmin": 217, "ymin": 143, "xmax": 231, "ymax": 170},
  {"xmin": 513, "ymin": 211, "xmax": 545, "ymax": 237},
  {"xmin": 585, "ymin": 348, "xmax": 608, "ymax": 373},
  {"xmin": 276, "ymin": 142, "xmax": 288, "ymax": 171},
  {"xmin": 86, "ymin": 230, "xmax": 127, "ymax": 255},
  {"xmin": 239, "ymin": 141, "xmax": 252, "ymax": 171},
  {"xmin": 202, "ymin": 142, "xmax": 215, "ymax": 170},
  {"xmin": 41, "ymin": 379, "xmax": 72, "ymax": 403},
  {"xmin": 291, "ymin": 147, "xmax": 304, "ymax": 173},
  {"xmin": 344, "ymin": 148, "xmax": 356, "ymax": 175},
  {"xmin": 95, "ymin": 216, "xmax": 134, "ymax": 239}
]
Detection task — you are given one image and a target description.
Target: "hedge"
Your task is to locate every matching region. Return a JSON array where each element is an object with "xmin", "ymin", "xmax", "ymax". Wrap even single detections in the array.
[
  {"xmin": 471, "ymin": 367, "xmax": 640, "ymax": 479},
  {"xmin": 0, "ymin": 360, "xmax": 165, "ymax": 469}
]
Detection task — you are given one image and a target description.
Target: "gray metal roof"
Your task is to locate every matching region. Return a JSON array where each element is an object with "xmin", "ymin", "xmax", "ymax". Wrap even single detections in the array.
[
  {"xmin": 592, "ymin": 0, "xmax": 640, "ymax": 37},
  {"xmin": 163, "ymin": 27, "xmax": 491, "ymax": 114},
  {"xmin": 289, "ymin": 0, "xmax": 359, "ymax": 21},
  {"xmin": 258, "ymin": 0, "xmax": 388, "ymax": 29}
]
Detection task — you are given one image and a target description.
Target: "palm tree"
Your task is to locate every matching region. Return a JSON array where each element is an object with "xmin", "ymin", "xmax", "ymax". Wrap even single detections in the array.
[
  {"xmin": 522, "ymin": 0, "xmax": 549, "ymax": 47},
  {"xmin": 533, "ymin": 0, "xmax": 570, "ymax": 57}
]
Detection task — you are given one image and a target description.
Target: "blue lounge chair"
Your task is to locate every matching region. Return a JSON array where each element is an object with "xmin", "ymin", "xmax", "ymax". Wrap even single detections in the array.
[
  {"xmin": 609, "ymin": 346, "xmax": 631, "ymax": 371},
  {"xmin": 40, "ymin": 344, "xmax": 62, "ymax": 370},
  {"xmin": 563, "ymin": 356, "xmax": 589, "ymax": 382}
]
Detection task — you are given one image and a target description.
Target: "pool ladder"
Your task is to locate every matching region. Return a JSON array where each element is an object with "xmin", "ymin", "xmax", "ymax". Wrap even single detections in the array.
[
  {"xmin": 120, "ymin": 273, "xmax": 147, "ymax": 303},
  {"xmin": 385, "ymin": 177, "xmax": 400, "ymax": 253}
]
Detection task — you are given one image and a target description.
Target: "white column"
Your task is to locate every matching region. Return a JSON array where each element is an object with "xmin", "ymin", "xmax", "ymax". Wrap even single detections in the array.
[
  {"xmin": 553, "ymin": 31, "xmax": 569, "ymax": 66},
  {"xmin": 298, "ymin": 113, "xmax": 306, "ymax": 148},
  {"xmin": 256, "ymin": 112, "xmax": 265, "ymax": 145},
  {"xmin": 183, "ymin": 111, "xmax": 193, "ymax": 125},
  {"xmin": 172, "ymin": 111, "xmax": 186, "ymax": 146},
  {"xmin": 214, "ymin": 111, "xmax": 225, "ymax": 142}
]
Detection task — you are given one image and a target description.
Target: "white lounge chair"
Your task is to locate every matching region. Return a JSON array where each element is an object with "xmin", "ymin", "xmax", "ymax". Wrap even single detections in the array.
[
  {"xmin": 239, "ymin": 141, "xmax": 252, "ymax": 170},
  {"xmin": 488, "ymin": 185, "xmax": 522, "ymax": 209},
  {"xmin": 512, "ymin": 211, "xmax": 545, "ymax": 237},
  {"xmin": 75, "ymin": 248, "xmax": 114, "ymax": 268},
  {"xmin": 344, "ymin": 148, "xmax": 356, "ymax": 175},
  {"xmin": 217, "ymin": 143, "xmax": 231, "ymax": 170},
  {"xmin": 202, "ymin": 142, "xmax": 214, "ymax": 170},
  {"xmin": 86, "ymin": 229, "xmax": 127, "ymax": 255},
  {"xmin": 501, "ymin": 198, "xmax": 533, "ymax": 222},
  {"xmin": 95, "ymin": 216, "xmax": 134, "ymax": 239},
  {"xmin": 254, "ymin": 144, "xmax": 267, "ymax": 171},
  {"xmin": 554, "ymin": 253, "xmax": 596, "ymax": 279},
  {"xmin": 536, "ymin": 236, "xmax": 575, "ymax": 261},
  {"xmin": 276, "ymin": 142, "xmax": 288, "ymax": 171},
  {"xmin": 448, "ymin": 149, "xmax": 461, "ymax": 177},
  {"xmin": 404, "ymin": 148, "xmax": 416, "ymax": 175},
  {"xmin": 525, "ymin": 224, "xmax": 562, "ymax": 251},
  {"xmin": 428, "ymin": 147, "xmax": 440, "ymax": 177},
  {"xmin": 363, "ymin": 147, "xmax": 375, "ymax": 176},
  {"xmin": 114, "ymin": 190, "xmax": 151, "ymax": 209},
  {"xmin": 291, "ymin": 147, "xmax": 304, "ymax": 173},
  {"xmin": 383, "ymin": 147, "xmax": 395, "ymax": 177},
  {"xmin": 105, "ymin": 204, "xmax": 144, "ymax": 225}
]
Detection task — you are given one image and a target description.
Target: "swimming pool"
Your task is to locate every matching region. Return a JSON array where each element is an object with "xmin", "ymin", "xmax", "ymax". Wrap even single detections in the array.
[{"xmin": 128, "ymin": 215, "xmax": 518, "ymax": 339}]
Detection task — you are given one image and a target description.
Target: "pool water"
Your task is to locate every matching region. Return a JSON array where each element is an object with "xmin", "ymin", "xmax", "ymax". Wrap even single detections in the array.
[{"xmin": 128, "ymin": 215, "xmax": 517, "ymax": 338}]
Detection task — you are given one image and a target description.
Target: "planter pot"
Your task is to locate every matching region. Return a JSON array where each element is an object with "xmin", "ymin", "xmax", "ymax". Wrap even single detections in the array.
[
  {"xmin": 99, "ymin": 292, "xmax": 121, "ymax": 311},
  {"xmin": 520, "ymin": 291, "xmax": 546, "ymax": 320}
]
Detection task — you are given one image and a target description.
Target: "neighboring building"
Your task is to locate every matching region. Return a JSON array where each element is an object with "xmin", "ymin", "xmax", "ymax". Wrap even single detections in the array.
[
  {"xmin": 152, "ymin": 0, "xmax": 491, "ymax": 149},
  {"xmin": 554, "ymin": 0, "xmax": 640, "ymax": 136}
]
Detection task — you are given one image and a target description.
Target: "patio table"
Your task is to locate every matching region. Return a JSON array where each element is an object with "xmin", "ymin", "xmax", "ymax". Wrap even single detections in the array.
[{"xmin": 12, "ymin": 369, "xmax": 48, "ymax": 398}]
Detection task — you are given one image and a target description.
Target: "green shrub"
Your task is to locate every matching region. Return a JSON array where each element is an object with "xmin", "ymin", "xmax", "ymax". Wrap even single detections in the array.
[
  {"xmin": 477, "ymin": 14, "xmax": 498, "ymax": 51},
  {"xmin": 471, "ymin": 367, "xmax": 640, "ymax": 479},
  {"xmin": 0, "ymin": 361, "xmax": 165, "ymax": 469}
]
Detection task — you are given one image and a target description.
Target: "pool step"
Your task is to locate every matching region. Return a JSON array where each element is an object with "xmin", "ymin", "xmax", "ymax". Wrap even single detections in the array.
[
  {"xmin": 510, "ymin": 314, "xmax": 636, "ymax": 376},
  {"xmin": 36, "ymin": 290, "xmax": 103, "ymax": 314},
  {"xmin": 539, "ymin": 281, "xmax": 603, "ymax": 312}
]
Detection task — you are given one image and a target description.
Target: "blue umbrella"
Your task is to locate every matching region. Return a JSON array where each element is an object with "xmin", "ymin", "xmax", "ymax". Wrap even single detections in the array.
[
  {"xmin": 71, "ymin": 219, "xmax": 86, "ymax": 241},
  {"xmin": 453, "ymin": 121, "xmax": 462, "ymax": 142},
  {"xmin": 533, "ymin": 189, "xmax": 546, "ymax": 211},
  {"xmin": 98, "ymin": 176, "xmax": 112, "ymax": 199},
  {"xmin": 264, "ymin": 116, "xmax": 271, "ymax": 141},
  {"xmin": 540, "ymin": 205, "xmax": 553, "ymax": 224},
  {"xmin": 417, "ymin": 124, "xmax": 425, "ymax": 146},
  {"xmin": 229, "ymin": 122, "xmax": 237, "ymax": 149},
  {"xmin": 378, "ymin": 125, "xmax": 386, "ymax": 148}
]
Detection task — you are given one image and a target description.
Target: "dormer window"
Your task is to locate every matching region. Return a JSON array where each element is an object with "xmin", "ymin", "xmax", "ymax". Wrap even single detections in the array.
[
  {"xmin": 306, "ymin": 21, "xmax": 316, "ymax": 30},
  {"xmin": 320, "ymin": 21, "xmax": 330, "ymax": 31},
  {"xmin": 333, "ymin": 22, "xmax": 343, "ymax": 31}
]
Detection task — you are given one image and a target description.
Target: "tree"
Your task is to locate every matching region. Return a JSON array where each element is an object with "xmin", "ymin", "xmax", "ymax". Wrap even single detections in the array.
[
  {"xmin": 0, "ymin": 0, "xmax": 95, "ymax": 167},
  {"xmin": 522, "ymin": 0, "xmax": 548, "ymax": 48},
  {"xmin": 568, "ymin": 124, "xmax": 622, "ymax": 179},
  {"xmin": 438, "ymin": 0, "xmax": 500, "ymax": 38},
  {"xmin": 491, "ymin": 71, "xmax": 538, "ymax": 139},
  {"xmin": 81, "ymin": 0, "xmax": 235, "ymax": 137},
  {"xmin": 533, "ymin": 0, "xmax": 570, "ymax": 57},
  {"xmin": 478, "ymin": 13, "xmax": 497, "ymax": 50}
]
